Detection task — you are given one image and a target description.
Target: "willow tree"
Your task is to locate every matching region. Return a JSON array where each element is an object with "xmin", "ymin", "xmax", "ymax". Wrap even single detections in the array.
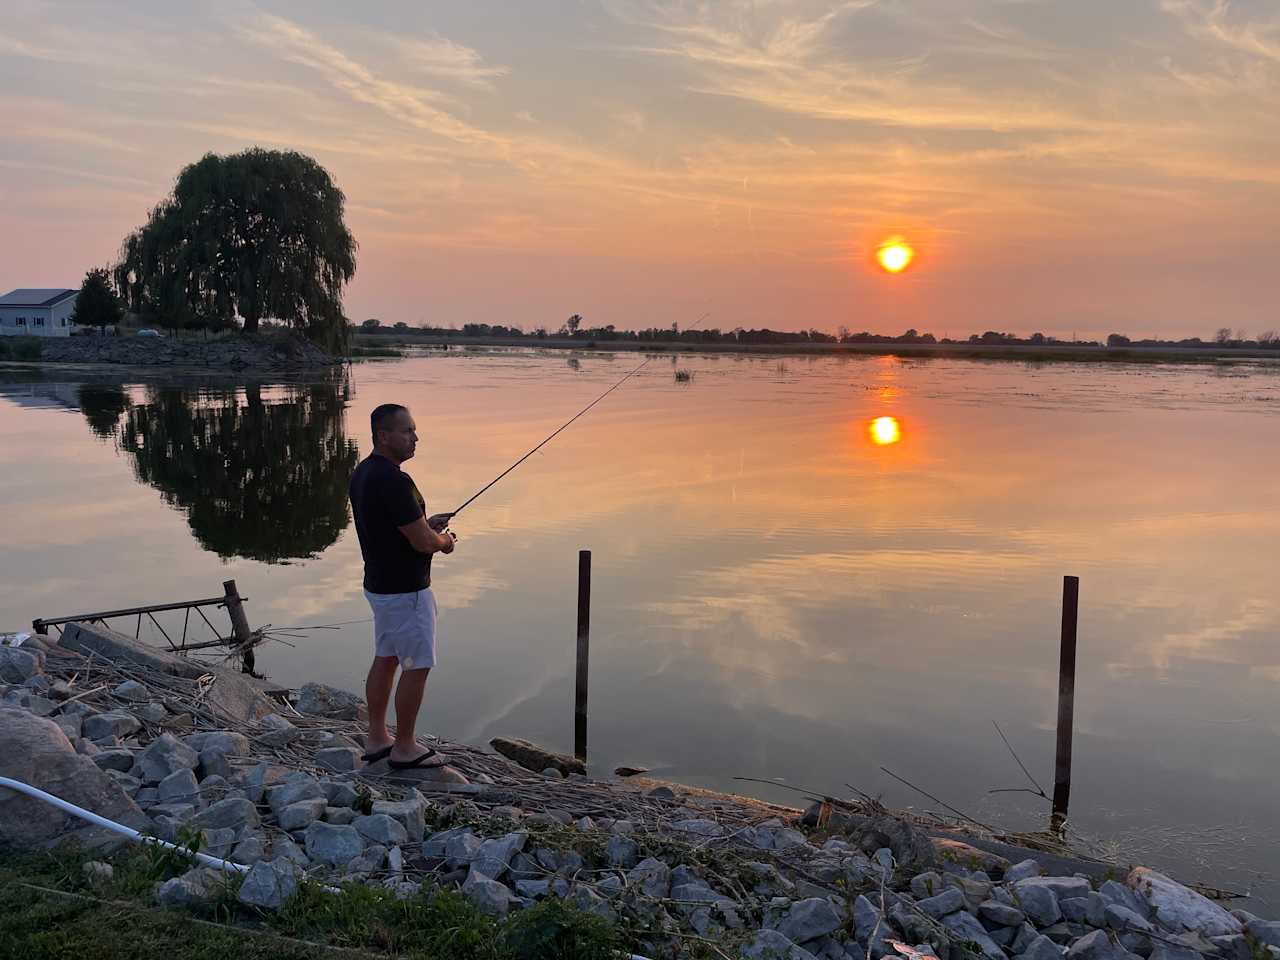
[{"xmin": 115, "ymin": 149, "xmax": 357, "ymax": 349}]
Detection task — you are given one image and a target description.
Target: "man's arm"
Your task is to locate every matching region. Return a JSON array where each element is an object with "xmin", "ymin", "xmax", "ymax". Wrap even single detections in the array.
[{"xmin": 398, "ymin": 516, "xmax": 455, "ymax": 555}]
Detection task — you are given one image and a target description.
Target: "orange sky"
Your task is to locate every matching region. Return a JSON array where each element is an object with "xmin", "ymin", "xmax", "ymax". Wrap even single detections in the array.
[{"xmin": 2, "ymin": 1, "xmax": 1277, "ymax": 339}]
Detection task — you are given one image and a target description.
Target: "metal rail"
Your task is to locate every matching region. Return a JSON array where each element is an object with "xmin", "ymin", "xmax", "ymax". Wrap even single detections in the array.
[{"xmin": 31, "ymin": 579, "xmax": 257, "ymax": 674}]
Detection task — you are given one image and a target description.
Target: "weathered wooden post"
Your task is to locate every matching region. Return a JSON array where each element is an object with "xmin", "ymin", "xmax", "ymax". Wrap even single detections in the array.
[
  {"xmin": 1051, "ymin": 575, "xmax": 1079, "ymax": 834},
  {"xmin": 574, "ymin": 550, "xmax": 591, "ymax": 762},
  {"xmin": 222, "ymin": 579, "xmax": 255, "ymax": 675}
]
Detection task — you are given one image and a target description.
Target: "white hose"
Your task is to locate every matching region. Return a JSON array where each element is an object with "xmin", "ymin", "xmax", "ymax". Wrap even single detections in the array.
[
  {"xmin": 0, "ymin": 775, "xmax": 250, "ymax": 875},
  {"xmin": 0, "ymin": 775, "xmax": 655, "ymax": 958}
]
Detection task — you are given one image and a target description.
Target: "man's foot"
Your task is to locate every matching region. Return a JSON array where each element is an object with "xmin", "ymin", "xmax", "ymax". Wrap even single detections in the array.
[
  {"xmin": 388, "ymin": 745, "xmax": 448, "ymax": 769},
  {"xmin": 361, "ymin": 736, "xmax": 395, "ymax": 763}
]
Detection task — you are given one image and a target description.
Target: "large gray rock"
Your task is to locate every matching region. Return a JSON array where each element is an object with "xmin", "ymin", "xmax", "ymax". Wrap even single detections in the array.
[
  {"xmin": 488, "ymin": 736, "xmax": 585, "ymax": 777},
  {"xmin": 353, "ymin": 814, "xmax": 409, "ymax": 847},
  {"xmin": 372, "ymin": 795, "xmax": 426, "ymax": 843},
  {"xmin": 779, "ymin": 898, "xmax": 842, "ymax": 944},
  {"xmin": 267, "ymin": 777, "xmax": 325, "ymax": 815},
  {"xmin": 92, "ymin": 749, "xmax": 137, "ymax": 773},
  {"xmin": 0, "ymin": 647, "xmax": 42, "ymax": 682},
  {"xmin": 919, "ymin": 887, "xmax": 966, "ymax": 919},
  {"xmin": 237, "ymin": 858, "xmax": 299, "ymax": 910},
  {"xmin": 571, "ymin": 885, "xmax": 617, "ymax": 922},
  {"xmin": 462, "ymin": 871, "xmax": 515, "ymax": 915},
  {"xmin": 155, "ymin": 867, "xmax": 222, "ymax": 907},
  {"xmin": 296, "ymin": 683, "xmax": 364, "ymax": 720},
  {"xmin": 1066, "ymin": 929, "xmax": 1141, "ymax": 960},
  {"xmin": 158, "ymin": 768, "xmax": 200, "ymax": 805},
  {"xmin": 0, "ymin": 706, "xmax": 150, "ymax": 850},
  {"xmin": 1006, "ymin": 860, "xmax": 1045, "ymax": 884},
  {"xmin": 256, "ymin": 714, "xmax": 301, "ymax": 748},
  {"xmin": 743, "ymin": 929, "xmax": 820, "ymax": 960},
  {"xmin": 607, "ymin": 836, "xmax": 639, "ymax": 869},
  {"xmin": 322, "ymin": 780, "xmax": 360, "ymax": 808},
  {"xmin": 1019, "ymin": 934, "xmax": 1066, "ymax": 960},
  {"xmin": 184, "ymin": 731, "xmax": 252, "ymax": 756},
  {"xmin": 135, "ymin": 733, "xmax": 198, "ymax": 783},
  {"xmin": 1126, "ymin": 868, "xmax": 1241, "ymax": 938},
  {"xmin": 188, "ymin": 797, "xmax": 260, "ymax": 832},
  {"xmin": 83, "ymin": 712, "xmax": 142, "ymax": 742},
  {"xmin": 112, "ymin": 680, "xmax": 148, "ymax": 702},
  {"xmin": 470, "ymin": 832, "xmax": 528, "ymax": 880},
  {"xmin": 278, "ymin": 798, "xmax": 327, "ymax": 831},
  {"xmin": 628, "ymin": 857, "xmax": 671, "ymax": 899},
  {"xmin": 304, "ymin": 821, "xmax": 365, "ymax": 866},
  {"xmin": 1016, "ymin": 877, "xmax": 1092, "ymax": 905},
  {"xmin": 235, "ymin": 762, "xmax": 292, "ymax": 803},
  {"xmin": 941, "ymin": 910, "xmax": 1007, "ymax": 960},
  {"xmin": 315, "ymin": 747, "xmax": 362, "ymax": 773},
  {"xmin": 61, "ymin": 622, "xmax": 205, "ymax": 678},
  {"xmin": 1013, "ymin": 882, "xmax": 1062, "ymax": 928},
  {"xmin": 980, "ymin": 900, "xmax": 1026, "ymax": 928}
]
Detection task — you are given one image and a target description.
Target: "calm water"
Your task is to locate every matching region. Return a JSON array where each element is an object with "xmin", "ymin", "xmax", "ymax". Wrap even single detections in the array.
[{"xmin": 2, "ymin": 350, "xmax": 1279, "ymax": 904}]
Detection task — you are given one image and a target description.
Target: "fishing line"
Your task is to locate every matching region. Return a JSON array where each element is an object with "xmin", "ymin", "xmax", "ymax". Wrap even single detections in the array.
[{"xmin": 447, "ymin": 312, "xmax": 709, "ymax": 520}]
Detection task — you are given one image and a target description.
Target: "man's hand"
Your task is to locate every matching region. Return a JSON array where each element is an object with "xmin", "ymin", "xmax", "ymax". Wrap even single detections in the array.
[
  {"xmin": 441, "ymin": 531, "xmax": 457, "ymax": 555},
  {"xmin": 427, "ymin": 512, "xmax": 454, "ymax": 532}
]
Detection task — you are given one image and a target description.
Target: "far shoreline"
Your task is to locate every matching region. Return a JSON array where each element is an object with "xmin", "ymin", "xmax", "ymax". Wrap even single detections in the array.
[{"xmin": 362, "ymin": 334, "xmax": 1280, "ymax": 365}]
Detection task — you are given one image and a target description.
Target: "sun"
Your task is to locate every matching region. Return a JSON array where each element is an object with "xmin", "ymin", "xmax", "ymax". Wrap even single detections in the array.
[
  {"xmin": 876, "ymin": 239, "xmax": 914, "ymax": 274},
  {"xmin": 869, "ymin": 416, "xmax": 901, "ymax": 445}
]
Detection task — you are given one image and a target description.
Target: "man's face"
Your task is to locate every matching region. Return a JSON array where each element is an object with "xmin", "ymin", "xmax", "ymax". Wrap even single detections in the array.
[{"xmin": 380, "ymin": 410, "xmax": 418, "ymax": 462}]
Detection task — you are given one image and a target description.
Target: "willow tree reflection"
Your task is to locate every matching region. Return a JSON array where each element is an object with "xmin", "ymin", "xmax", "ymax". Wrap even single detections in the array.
[
  {"xmin": 78, "ymin": 384, "xmax": 131, "ymax": 438},
  {"xmin": 117, "ymin": 381, "xmax": 358, "ymax": 563}
]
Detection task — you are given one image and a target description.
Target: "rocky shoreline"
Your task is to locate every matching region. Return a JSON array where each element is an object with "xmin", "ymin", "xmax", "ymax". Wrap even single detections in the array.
[
  {"xmin": 2, "ymin": 623, "xmax": 1277, "ymax": 960},
  {"xmin": 13, "ymin": 333, "xmax": 340, "ymax": 369}
]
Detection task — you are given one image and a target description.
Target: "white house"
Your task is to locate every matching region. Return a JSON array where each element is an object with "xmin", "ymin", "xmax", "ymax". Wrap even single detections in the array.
[{"xmin": 0, "ymin": 288, "xmax": 78, "ymax": 337}]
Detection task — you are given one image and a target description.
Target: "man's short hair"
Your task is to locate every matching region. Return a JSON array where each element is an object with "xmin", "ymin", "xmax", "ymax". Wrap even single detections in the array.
[{"xmin": 371, "ymin": 403, "xmax": 408, "ymax": 441}]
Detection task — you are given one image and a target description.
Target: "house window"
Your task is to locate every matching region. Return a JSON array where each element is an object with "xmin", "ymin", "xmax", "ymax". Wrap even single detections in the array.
[
  {"xmin": 16, "ymin": 318, "xmax": 25, "ymax": 326},
  {"xmin": 35, "ymin": 317, "xmax": 45, "ymax": 326},
  {"xmin": 61, "ymin": 318, "xmax": 66, "ymax": 326}
]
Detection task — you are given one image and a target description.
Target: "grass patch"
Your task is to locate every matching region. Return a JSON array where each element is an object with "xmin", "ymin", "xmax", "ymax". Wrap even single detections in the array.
[
  {"xmin": 0, "ymin": 336, "xmax": 43, "ymax": 360},
  {"xmin": 0, "ymin": 844, "xmax": 630, "ymax": 960}
]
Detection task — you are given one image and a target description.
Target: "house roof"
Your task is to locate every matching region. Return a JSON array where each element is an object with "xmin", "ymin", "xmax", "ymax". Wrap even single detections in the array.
[{"xmin": 0, "ymin": 288, "xmax": 78, "ymax": 308}]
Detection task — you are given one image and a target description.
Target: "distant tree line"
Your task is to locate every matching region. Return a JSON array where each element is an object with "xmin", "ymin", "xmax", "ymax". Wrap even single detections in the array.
[{"xmin": 357, "ymin": 316, "xmax": 1280, "ymax": 350}]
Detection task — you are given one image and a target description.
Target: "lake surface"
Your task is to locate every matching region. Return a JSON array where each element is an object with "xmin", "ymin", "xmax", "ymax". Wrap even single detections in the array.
[{"xmin": 2, "ymin": 349, "xmax": 1279, "ymax": 903}]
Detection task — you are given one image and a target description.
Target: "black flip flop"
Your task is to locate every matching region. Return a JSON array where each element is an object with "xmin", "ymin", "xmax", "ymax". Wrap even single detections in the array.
[
  {"xmin": 360, "ymin": 745, "xmax": 393, "ymax": 763},
  {"xmin": 388, "ymin": 748, "xmax": 447, "ymax": 770}
]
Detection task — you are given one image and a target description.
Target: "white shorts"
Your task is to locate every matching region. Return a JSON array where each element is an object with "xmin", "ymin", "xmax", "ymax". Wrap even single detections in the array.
[{"xmin": 364, "ymin": 588, "xmax": 437, "ymax": 670}]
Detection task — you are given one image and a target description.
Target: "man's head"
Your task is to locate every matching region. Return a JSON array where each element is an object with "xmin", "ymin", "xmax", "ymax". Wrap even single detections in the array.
[{"xmin": 371, "ymin": 403, "xmax": 417, "ymax": 463}]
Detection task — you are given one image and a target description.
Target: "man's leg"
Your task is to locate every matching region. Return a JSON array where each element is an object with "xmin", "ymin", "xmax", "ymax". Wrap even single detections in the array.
[
  {"xmin": 365, "ymin": 656, "xmax": 399, "ymax": 753},
  {"xmin": 389, "ymin": 667, "xmax": 430, "ymax": 762}
]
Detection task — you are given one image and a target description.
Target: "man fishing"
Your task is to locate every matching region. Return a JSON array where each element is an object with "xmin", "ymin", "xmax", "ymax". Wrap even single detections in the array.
[{"xmin": 348, "ymin": 403, "xmax": 456, "ymax": 770}]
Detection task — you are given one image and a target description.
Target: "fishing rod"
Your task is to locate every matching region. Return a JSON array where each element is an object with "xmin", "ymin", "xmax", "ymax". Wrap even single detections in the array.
[{"xmin": 440, "ymin": 313, "xmax": 709, "ymax": 524}]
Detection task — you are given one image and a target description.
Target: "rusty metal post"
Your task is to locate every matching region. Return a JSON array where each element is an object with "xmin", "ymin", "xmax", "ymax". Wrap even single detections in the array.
[
  {"xmin": 222, "ymin": 579, "xmax": 255, "ymax": 675},
  {"xmin": 1051, "ymin": 575, "xmax": 1079, "ymax": 834},
  {"xmin": 574, "ymin": 550, "xmax": 591, "ymax": 762}
]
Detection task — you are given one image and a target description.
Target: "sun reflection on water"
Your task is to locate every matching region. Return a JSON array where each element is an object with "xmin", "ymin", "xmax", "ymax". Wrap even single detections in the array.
[{"xmin": 869, "ymin": 415, "xmax": 902, "ymax": 445}]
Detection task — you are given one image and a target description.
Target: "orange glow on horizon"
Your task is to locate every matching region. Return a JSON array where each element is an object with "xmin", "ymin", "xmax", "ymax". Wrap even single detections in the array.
[
  {"xmin": 876, "ymin": 239, "xmax": 915, "ymax": 273},
  {"xmin": 869, "ymin": 416, "xmax": 902, "ymax": 445}
]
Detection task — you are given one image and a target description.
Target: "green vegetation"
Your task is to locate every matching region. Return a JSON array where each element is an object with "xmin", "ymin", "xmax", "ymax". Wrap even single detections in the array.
[
  {"xmin": 0, "ymin": 845, "xmax": 628, "ymax": 960},
  {"xmin": 348, "ymin": 345, "xmax": 404, "ymax": 359},
  {"xmin": 0, "ymin": 336, "xmax": 43, "ymax": 360},
  {"xmin": 115, "ymin": 148, "xmax": 357, "ymax": 351},
  {"xmin": 69, "ymin": 267, "xmax": 124, "ymax": 334}
]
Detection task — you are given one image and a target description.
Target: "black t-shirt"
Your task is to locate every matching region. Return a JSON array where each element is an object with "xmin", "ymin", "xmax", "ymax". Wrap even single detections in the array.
[{"xmin": 348, "ymin": 453, "xmax": 431, "ymax": 594}]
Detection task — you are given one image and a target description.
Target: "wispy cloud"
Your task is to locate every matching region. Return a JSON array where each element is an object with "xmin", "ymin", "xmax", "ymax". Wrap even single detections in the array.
[
  {"xmin": 238, "ymin": 13, "xmax": 502, "ymax": 147},
  {"xmin": 395, "ymin": 34, "xmax": 510, "ymax": 88}
]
